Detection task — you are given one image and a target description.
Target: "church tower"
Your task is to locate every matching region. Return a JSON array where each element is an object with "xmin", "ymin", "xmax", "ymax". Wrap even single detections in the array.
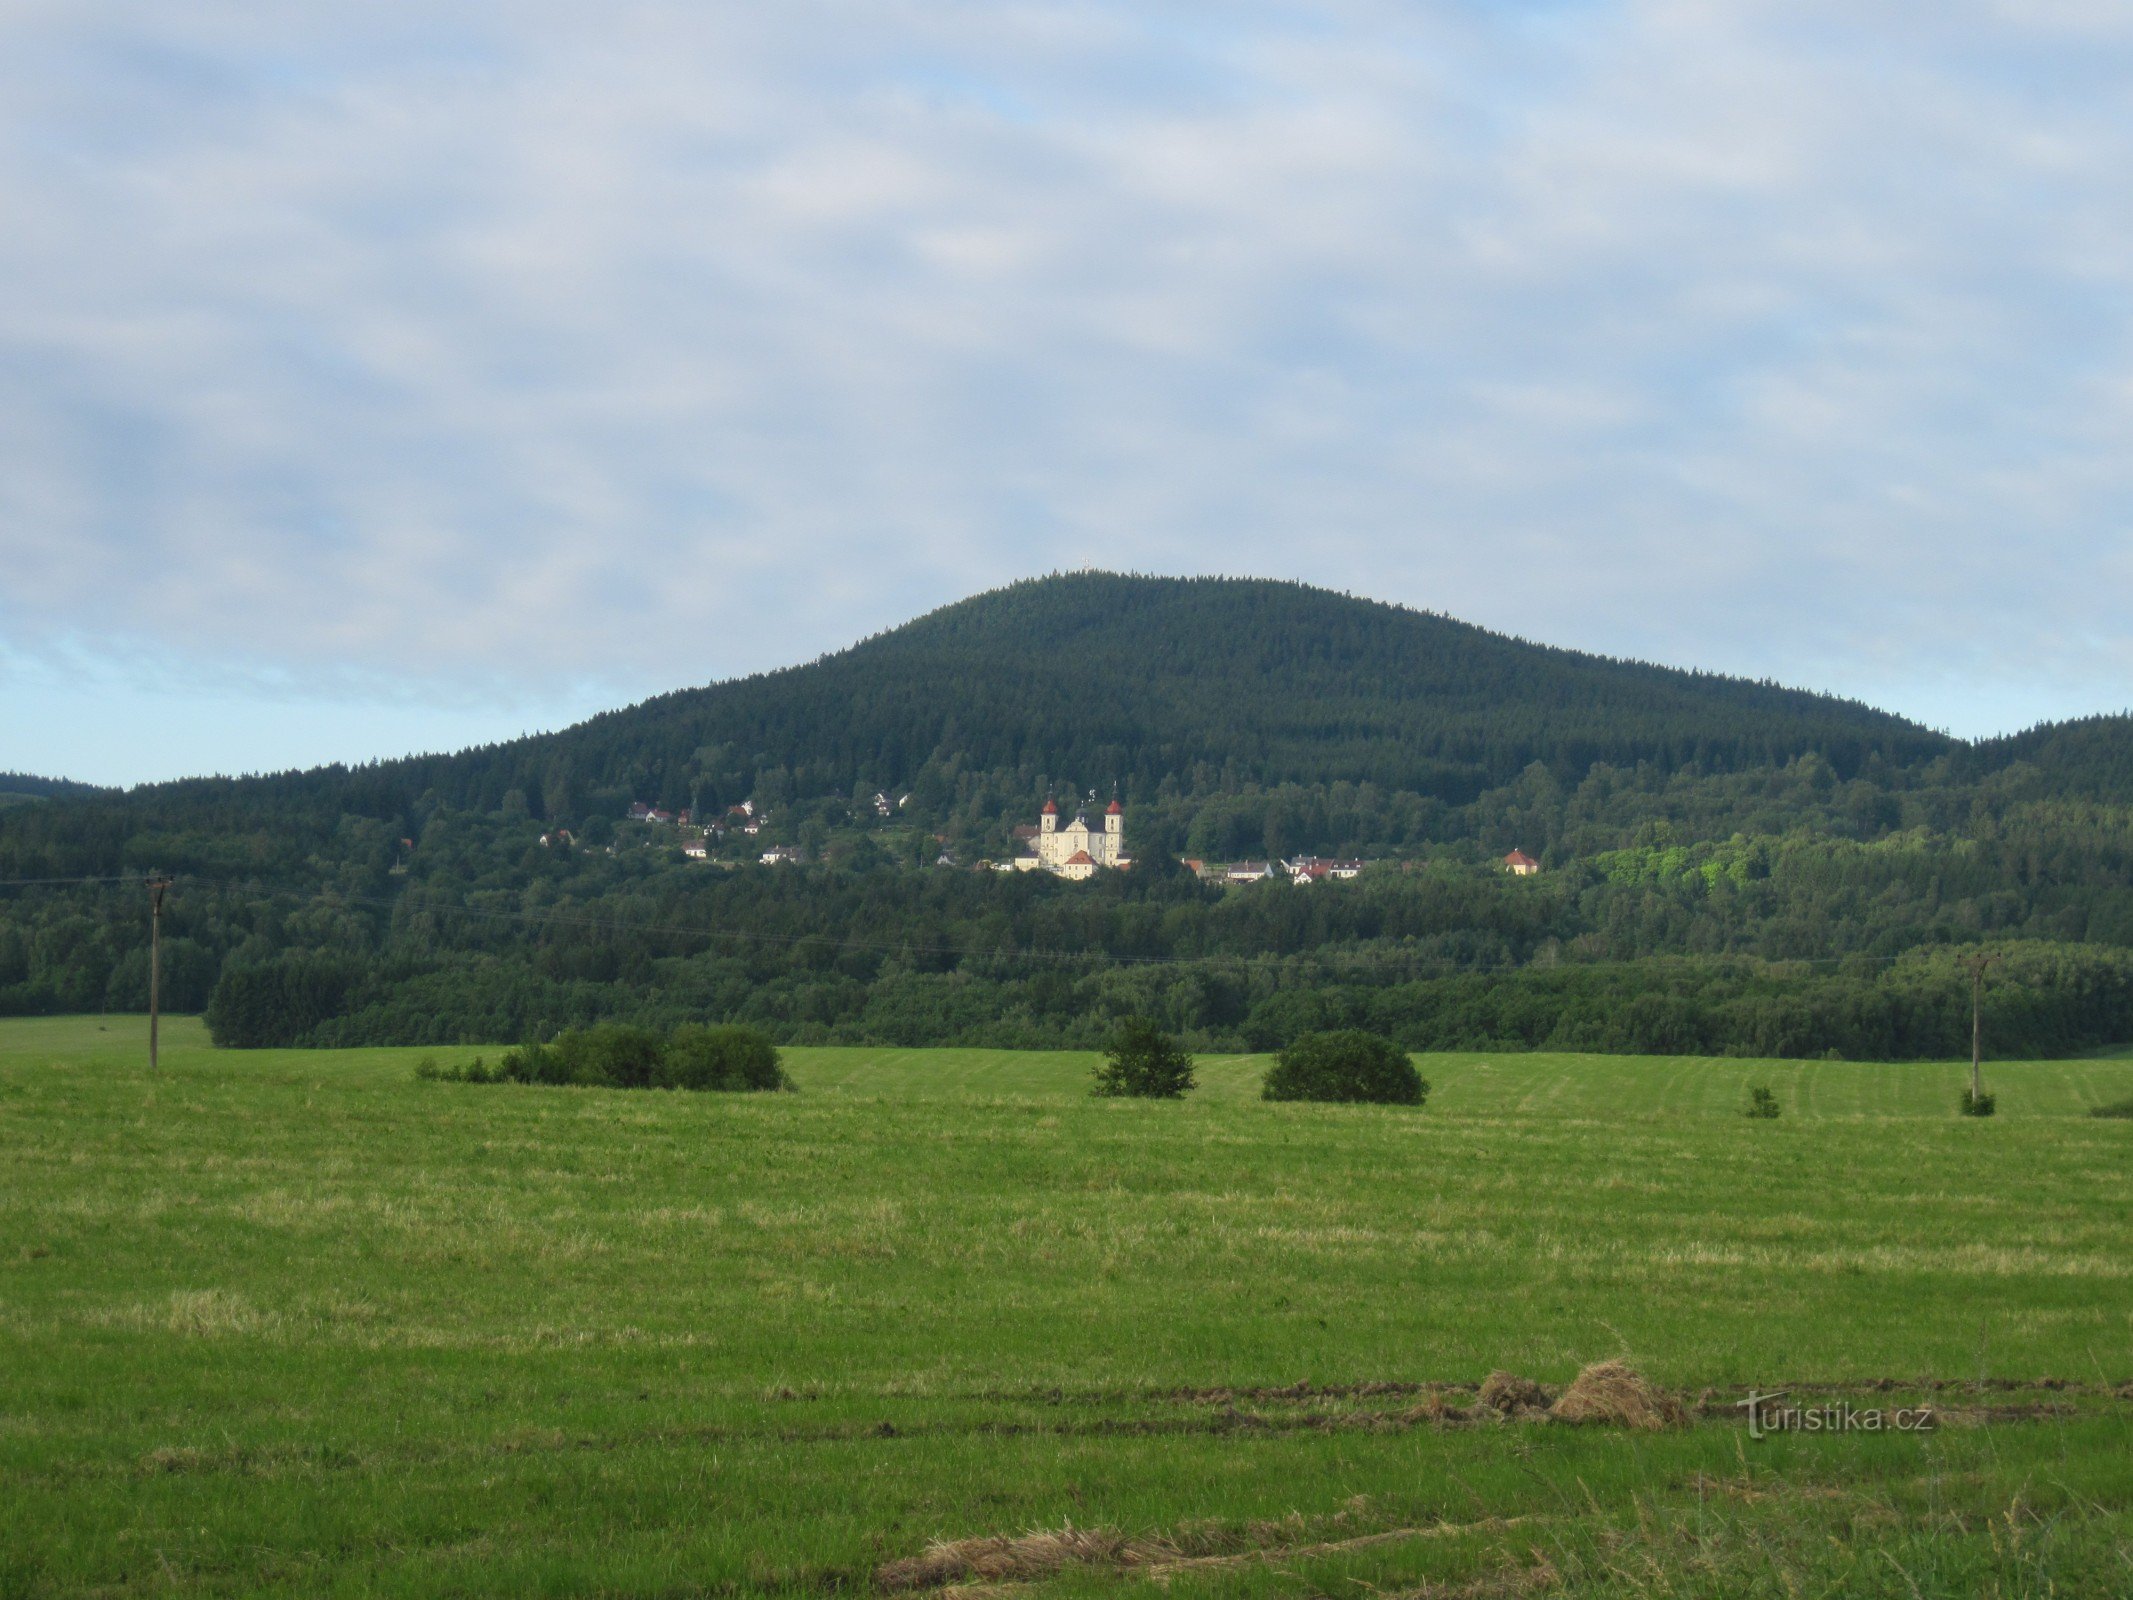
[{"xmin": 1104, "ymin": 798, "xmax": 1123, "ymax": 863}]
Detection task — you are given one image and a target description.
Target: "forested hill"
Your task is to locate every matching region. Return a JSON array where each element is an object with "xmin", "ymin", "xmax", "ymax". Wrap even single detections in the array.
[
  {"xmin": 0, "ymin": 773, "xmax": 108, "ymax": 803},
  {"xmin": 12, "ymin": 574, "xmax": 1949, "ymax": 848},
  {"xmin": 571, "ymin": 573, "xmax": 1947, "ymax": 805},
  {"xmin": 358, "ymin": 572, "xmax": 1959, "ymax": 812}
]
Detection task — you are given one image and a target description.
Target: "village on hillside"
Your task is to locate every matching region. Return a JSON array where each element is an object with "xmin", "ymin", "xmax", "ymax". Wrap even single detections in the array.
[{"xmin": 584, "ymin": 791, "xmax": 1542, "ymax": 884}]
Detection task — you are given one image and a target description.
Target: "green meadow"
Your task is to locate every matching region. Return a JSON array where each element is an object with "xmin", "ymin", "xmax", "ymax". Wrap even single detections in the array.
[{"xmin": 2, "ymin": 1015, "xmax": 2130, "ymax": 1598}]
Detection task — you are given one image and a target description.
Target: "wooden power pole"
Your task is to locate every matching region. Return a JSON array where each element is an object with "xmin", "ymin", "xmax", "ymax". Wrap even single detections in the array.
[
  {"xmin": 1958, "ymin": 951, "xmax": 1996, "ymax": 1103},
  {"xmin": 147, "ymin": 874, "xmax": 172, "ymax": 1073}
]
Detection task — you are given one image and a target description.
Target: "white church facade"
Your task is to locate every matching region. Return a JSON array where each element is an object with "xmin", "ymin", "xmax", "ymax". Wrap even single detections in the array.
[{"xmin": 1010, "ymin": 798, "xmax": 1130, "ymax": 879}]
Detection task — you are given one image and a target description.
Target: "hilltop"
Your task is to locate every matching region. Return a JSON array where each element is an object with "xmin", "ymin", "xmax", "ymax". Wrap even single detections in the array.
[{"xmin": 11, "ymin": 573, "xmax": 1951, "ymax": 841}]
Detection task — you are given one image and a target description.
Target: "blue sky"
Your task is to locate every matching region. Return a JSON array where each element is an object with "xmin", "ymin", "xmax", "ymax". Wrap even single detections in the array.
[{"xmin": 4, "ymin": 1, "xmax": 2132, "ymax": 786}]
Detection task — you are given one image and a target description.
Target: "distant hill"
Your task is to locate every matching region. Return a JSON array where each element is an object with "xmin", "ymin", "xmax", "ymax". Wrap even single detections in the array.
[
  {"xmin": 537, "ymin": 571, "xmax": 1947, "ymax": 800},
  {"xmin": 0, "ymin": 772, "xmax": 109, "ymax": 809},
  {"xmin": 105, "ymin": 573, "xmax": 1951, "ymax": 821}
]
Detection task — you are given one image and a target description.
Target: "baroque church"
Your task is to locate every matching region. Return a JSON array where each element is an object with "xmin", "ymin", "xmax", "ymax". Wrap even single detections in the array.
[{"xmin": 1011, "ymin": 798, "xmax": 1130, "ymax": 879}]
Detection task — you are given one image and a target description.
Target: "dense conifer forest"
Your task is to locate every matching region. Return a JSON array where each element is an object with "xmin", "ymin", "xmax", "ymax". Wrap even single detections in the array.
[{"xmin": 4, "ymin": 574, "xmax": 2131, "ymax": 1057}]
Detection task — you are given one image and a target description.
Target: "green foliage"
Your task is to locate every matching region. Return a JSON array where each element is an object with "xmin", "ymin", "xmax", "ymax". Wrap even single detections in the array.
[
  {"xmin": 433, "ymin": 1023, "xmax": 791, "ymax": 1093},
  {"xmin": 655, "ymin": 1024, "xmax": 789, "ymax": 1092},
  {"xmin": 204, "ymin": 954, "xmax": 362, "ymax": 1048},
  {"xmin": 1961, "ymin": 1088, "xmax": 1998, "ymax": 1117},
  {"xmin": 1090, "ymin": 1015, "xmax": 1195, "ymax": 1098},
  {"xmin": 1744, "ymin": 1085, "xmax": 1781, "ymax": 1118},
  {"xmin": 1262, "ymin": 1029, "xmax": 1428, "ymax": 1106}
]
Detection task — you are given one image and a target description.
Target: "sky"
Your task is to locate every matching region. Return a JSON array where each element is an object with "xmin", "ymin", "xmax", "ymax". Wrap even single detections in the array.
[{"xmin": 4, "ymin": 1, "xmax": 2132, "ymax": 787}]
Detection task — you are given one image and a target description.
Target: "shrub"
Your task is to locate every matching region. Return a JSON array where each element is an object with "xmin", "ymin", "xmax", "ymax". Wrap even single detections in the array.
[
  {"xmin": 425, "ymin": 1023, "xmax": 788, "ymax": 1093},
  {"xmin": 1091, "ymin": 1016, "xmax": 1196, "ymax": 1099},
  {"xmin": 1262, "ymin": 1029, "xmax": 1427, "ymax": 1106},
  {"xmin": 563, "ymin": 1024, "xmax": 667, "ymax": 1088},
  {"xmin": 657, "ymin": 1024, "xmax": 791, "ymax": 1092},
  {"xmin": 2089, "ymin": 1096, "xmax": 2133, "ymax": 1119},
  {"xmin": 1960, "ymin": 1089, "xmax": 1997, "ymax": 1117},
  {"xmin": 1744, "ymin": 1086, "xmax": 1780, "ymax": 1119},
  {"xmin": 414, "ymin": 1054, "xmax": 502, "ymax": 1083}
]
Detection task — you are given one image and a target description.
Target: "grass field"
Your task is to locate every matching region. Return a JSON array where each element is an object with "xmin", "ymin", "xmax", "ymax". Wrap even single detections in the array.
[{"xmin": 2, "ymin": 1016, "xmax": 2130, "ymax": 1598}]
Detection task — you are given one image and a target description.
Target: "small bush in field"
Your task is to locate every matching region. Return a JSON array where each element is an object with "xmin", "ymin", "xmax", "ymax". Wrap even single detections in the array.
[
  {"xmin": 1262, "ymin": 1030, "xmax": 1427, "ymax": 1106},
  {"xmin": 418, "ymin": 1024, "xmax": 788, "ymax": 1093},
  {"xmin": 2089, "ymin": 1096, "xmax": 2133, "ymax": 1119},
  {"xmin": 1960, "ymin": 1089, "xmax": 1996, "ymax": 1118},
  {"xmin": 657, "ymin": 1025, "xmax": 790, "ymax": 1092},
  {"xmin": 1745, "ymin": 1086, "xmax": 1780, "ymax": 1119},
  {"xmin": 1091, "ymin": 1016, "xmax": 1195, "ymax": 1099}
]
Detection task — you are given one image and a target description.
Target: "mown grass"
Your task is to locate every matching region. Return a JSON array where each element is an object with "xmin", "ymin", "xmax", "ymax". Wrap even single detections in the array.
[{"xmin": 2, "ymin": 1015, "xmax": 2130, "ymax": 1598}]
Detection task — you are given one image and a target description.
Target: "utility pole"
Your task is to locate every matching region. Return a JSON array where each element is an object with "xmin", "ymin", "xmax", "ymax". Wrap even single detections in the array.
[
  {"xmin": 147, "ymin": 874, "xmax": 171, "ymax": 1073},
  {"xmin": 1958, "ymin": 951, "xmax": 1996, "ymax": 1104}
]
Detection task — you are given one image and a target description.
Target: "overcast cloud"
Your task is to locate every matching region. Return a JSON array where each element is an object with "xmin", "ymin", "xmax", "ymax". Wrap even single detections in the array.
[{"xmin": 4, "ymin": 1, "xmax": 2132, "ymax": 783}]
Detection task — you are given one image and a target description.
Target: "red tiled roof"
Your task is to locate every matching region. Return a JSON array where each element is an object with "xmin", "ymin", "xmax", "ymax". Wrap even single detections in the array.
[
  {"xmin": 1066, "ymin": 850, "xmax": 1093, "ymax": 864},
  {"xmin": 1504, "ymin": 850, "xmax": 1539, "ymax": 867},
  {"xmin": 1041, "ymin": 798, "xmax": 1058, "ymax": 815},
  {"xmin": 1106, "ymin": 799, "xmax": 1123, "ymax": 814}
]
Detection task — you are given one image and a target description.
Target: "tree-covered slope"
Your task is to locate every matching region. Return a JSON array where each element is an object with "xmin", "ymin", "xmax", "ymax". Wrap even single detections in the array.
[{"xmin": 556, "ymin": 572, "xmax": 1946, "ymax": 806}]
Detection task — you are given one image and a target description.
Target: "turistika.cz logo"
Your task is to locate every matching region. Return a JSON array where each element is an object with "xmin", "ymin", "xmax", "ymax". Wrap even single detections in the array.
[{"xmin": 1735, "ymin": 1391, "xmax": 1937, "ymax": 1440}]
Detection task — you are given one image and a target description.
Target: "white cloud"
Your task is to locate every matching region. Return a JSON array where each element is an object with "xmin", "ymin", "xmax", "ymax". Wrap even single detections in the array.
[{"xmin": 2, "ymin": 0, "xmax": 2132, "ymax": 779}]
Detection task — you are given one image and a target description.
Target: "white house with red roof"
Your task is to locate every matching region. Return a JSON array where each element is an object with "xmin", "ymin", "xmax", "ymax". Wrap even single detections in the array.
[{"xmin": 1011, "ymin": 797, "xmax": 1130, "ymax": 877}]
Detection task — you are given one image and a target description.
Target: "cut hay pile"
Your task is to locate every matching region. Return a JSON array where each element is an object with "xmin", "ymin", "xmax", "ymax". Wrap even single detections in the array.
[
  {"xmin": 876, "ymin": 1526, "xmax": 1181, "ymax": 1591},
  {"xmin": 877, "ymin": 1518, "xmax": 1549, "ymax": 1595},
  {"xmin": 1547, "ymin": 1361, "xmax": 1690, "ymax": 1431},
  {"xmin": 1400, "ymin": 1388, "xmax": 1473, "ymax": 1425},
  {"xmin": 1477, "ymin": 1371, "xmax": 1553, "ymax": 1416}
]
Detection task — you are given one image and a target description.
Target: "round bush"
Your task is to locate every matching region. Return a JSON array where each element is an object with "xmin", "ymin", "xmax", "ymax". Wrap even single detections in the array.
[
  {"xmin": 657, "ymin": 1024, "xmax": 789, "ymax": 1092},
  {"xmin": 1090, "ymin": 1016, "xmax": 1195, "ymax": 1098},
  {"xmin": 1262, "ymin": 1029, "xmax": 1427, "ymax": 1106}
]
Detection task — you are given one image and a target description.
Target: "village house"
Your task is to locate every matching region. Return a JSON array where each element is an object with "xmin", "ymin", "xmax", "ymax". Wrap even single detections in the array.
[
  {"xmin": 1225, "ymin": 861, "xmax": 1273, "ymax": 884},
  {"xmin": 1285, "ymin": 856, "xmax": 1364, "ymax": 884},
  {"xmin": 1008, "ymin": 798, "xmax": 1130, "ymax": 879},
  {"xmin": 682, "ymin": 837, "xmax": 710, "ymax": 859},
  {"xmin": 760, "ymin": 844, "xmax": 802, "ymax": 866},
  {"xmin": 1504, "ymin": 849, "xmax": 1541, "ymax": 876}
]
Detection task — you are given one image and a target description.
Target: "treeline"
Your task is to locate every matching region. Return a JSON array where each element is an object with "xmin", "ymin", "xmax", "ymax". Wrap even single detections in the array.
[
  {"xmin": 188, "ymin": 934, "xmax": 2133, "ymax": 1063},
  {"xmin": 8, "ymin": 773, "xmax": 2133, "ymax": 1003}
]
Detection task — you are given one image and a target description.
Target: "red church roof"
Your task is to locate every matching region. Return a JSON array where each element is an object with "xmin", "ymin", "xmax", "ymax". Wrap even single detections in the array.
[
  {"xmin": 1106, "ymin": 799, "xmax": 1123, "ymax": 814},
  {"xmin": 1040, "ymin": 798, "xmax": 1058, "ymax": 815},
  {"xmin": 1066, "ymin": 850, "xmax": 1093, "ymax": 865},
  {"xmin": 1504, "ymin": 850, "xmax": 1540, "ymax": 867}
]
